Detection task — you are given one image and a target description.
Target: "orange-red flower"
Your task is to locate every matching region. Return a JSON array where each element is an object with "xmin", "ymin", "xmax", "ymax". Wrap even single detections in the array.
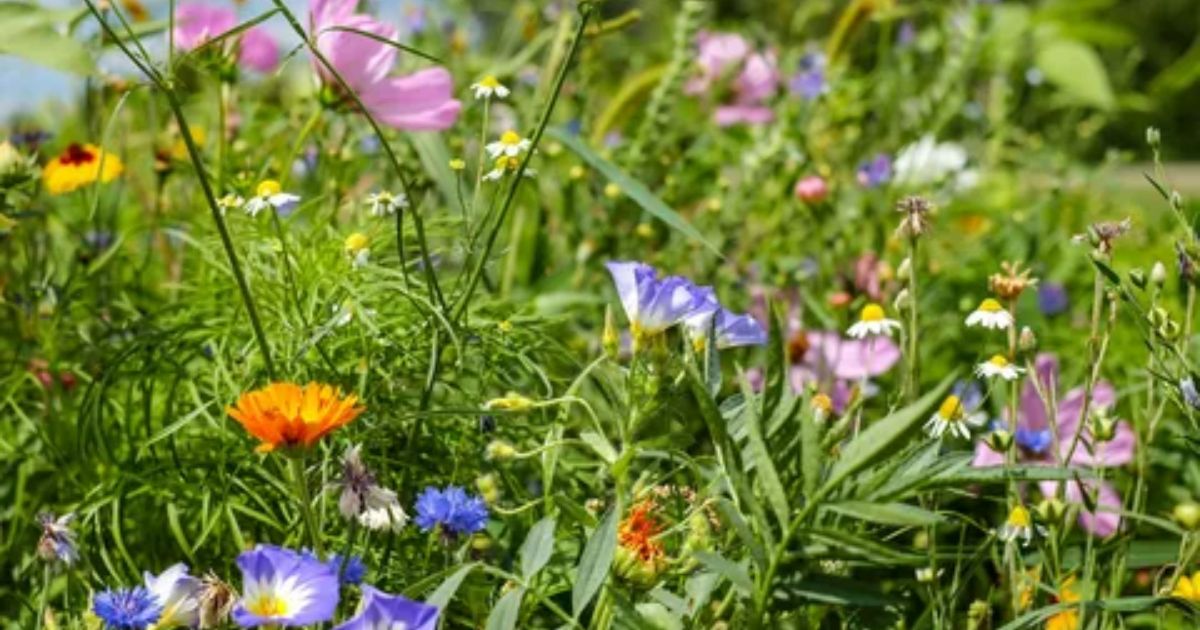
[
  {"xmin": 226, "ymin": 382, "xmax": 363, "ymax": 453},
  {"xmin": 619, "ymin": 499, "xmax": 665, "ymax": 563}
]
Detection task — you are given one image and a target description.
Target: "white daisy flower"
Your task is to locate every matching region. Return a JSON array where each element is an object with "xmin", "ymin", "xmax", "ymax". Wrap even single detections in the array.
[
  {"xmin": 364, "ymin": 191, "xmax": 408, "ymax": 217},
  {"xmin": 997, "ymin": 505, "xmax": 1044, "ymax": 546},
  {"xmin": 965, "ymin": 298, "xmax": 1013, "ymax": 330},
  {"xmin": 486, "ymin": 130, "xmax": 532, "ymax": 159},
  {"xmin": 243, "ymin": 180, "xmax": 300, "ymax": 217},
  {"xmin": 924, "ymin": 395, "xmax": 984, "ymax": 440},
  {"xmin": 470, "ymin": 75, "xmax": 510, "ymax": 100},
  {"xmin": 975, "ymin": 354, "xmax": 1025, "ymax": 381},
  {"xmin": 846, "ymin": 303, "xmax": 902, "ymax": 339},
  {"xmin": 216, "ymin": 193, "xmax": 245, "ymax": 215},
  {"xmin": 483, "ymin": 155, "xmax": 536, "ymax": 182},
  {"xmin": 344, "ymin": 232, "xmax": 370, "ymax": 269}
]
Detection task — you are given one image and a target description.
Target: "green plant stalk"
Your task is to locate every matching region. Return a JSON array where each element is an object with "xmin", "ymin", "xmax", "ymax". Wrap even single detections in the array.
[
  {"xmin": 453, "ymin": 3, "xmax": 594, "ymax": 321},
  {"xmin": 37, "ymin": 563, "xmax": 50, "ymax": 630},
  {"xmin": 904, "ymin": 237, "xmax": 920, "ymax": 402},
  {"xmin": 289, "ymin": 456, "xmax": 323, "ymax": 556},
  {"xmin": 469, "ymin": 98, "xmax": 491, "ymax": 232},
  {"xmin": 84, "ymin": 0, "xmax": 278, "ymax": 380},
  {"xmin": 1063, "ymin": 271, "xmax": 1112, "ymax": 467}
]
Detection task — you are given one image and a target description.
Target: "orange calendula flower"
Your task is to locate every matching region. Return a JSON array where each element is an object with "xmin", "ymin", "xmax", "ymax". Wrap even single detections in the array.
[
  {"xmin": 615, "ymin": 499, "xmax": 668, "ymax": 588},
  {"xmin": 42, "ymin": 143, "xmax": 124, "ymax": 195},
  {"xmin": 1045, "ymin": 576, "xmax": 1080, "ymax": 630},
  {"xmin": 226, "ymin": 382, "xmax": 364, "ymax": 453}
]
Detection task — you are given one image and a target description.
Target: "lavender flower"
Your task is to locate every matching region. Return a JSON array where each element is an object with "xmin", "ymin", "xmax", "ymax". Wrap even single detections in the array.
[
  {"xmin": 332, "ymin": 585, "xmax": 439, "ymax": 630},
  {"xmin": 414, "ymin": 486, "xmax": 489, "ymax": 537},
  {"xmin": 856, "ymin": 153, "xmax": 892, "ymax": 188},
  {"xmin": 232, "ymin": 545, "xmax": 340, "ymax": 627},
  {"xmin": 93, "ymin": 587, "xmax": 163, "ymax": 630},
  {"xmin": 788, "ymin": 52, "xmax": 827, "ymax": 100}
]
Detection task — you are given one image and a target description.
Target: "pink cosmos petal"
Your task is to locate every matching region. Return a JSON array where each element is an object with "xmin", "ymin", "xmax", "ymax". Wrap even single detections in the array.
[
  {"xmin": 714, "ymin": 104, "xmax": 775, "ymax": 127},
  {"xmin": 361, "ymin": 68, "xmax": 462, "ymax": 131},
  {"xmin": 1018, "ymin": 353, "xmax": 1058, "ymax": 432},
  {"xmin": 1060, "ymin": 420, "xmax": 1135, "ymax": 468},
  {"xmin": 686, "ymin": 31, "xmax": 749, "ymax": 95},
  {"xmin": 806, "ymin": 331, "xmax": 900, "ymax": 381},
  {"xmin": 173, "ymin": 3, "xmax": 237, "ymax": 51},
  {"xmin": 239, "ymin": 27, "xmax": 280, "ymax": 73},
  {"xmin": 1065, "ymin": 479, "xmax": 1123, "ymax": 537},
  {"xmin": 972, "ymin": 440, "xmax": 1005, "ymax": 467},
  {"xmin": 735, "ymin": 51, "xmax": 779, "ymax": 103},
  {"xmin": 1057, "ymin": 381, "xmax": 1116, "ymax": 437},
  {"xmin": 309, "ymin": 0, "xmax": 356, "ymax": 30},
  {"xmin": 316, "ymin": 15, "xmax": 398, "ymax": 91}
]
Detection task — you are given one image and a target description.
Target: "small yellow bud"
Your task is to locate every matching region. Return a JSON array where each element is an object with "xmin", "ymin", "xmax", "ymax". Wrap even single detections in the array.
[
  {"xmin": 569, "ymin": 165, "xmax": 585, "ymax": 180},
  {"xmin": 1173, "ymin": 502, "xmax": 1200, "ymax": 531},
  {"xmin": 344, "ymin": 232, "xmax": 369, "ymax": 254},
  {"xmin": 604, "ymin": 182, "xmax": 622, "ymax": 199},
  {"xmin": 485, "ymin": 440, "xmax": 517, "ymax": 461},
  {"xmin": 602, "ymin": 306, "xmax": 620, "ymax": 359},
  {"xmin": 635, "ymin": 223, "xmax": 654, "ymax": 239},
  {"xmin": 448, "ymin": 158, "xmax": 466, "ymax": 171},
  {"xmin": 483, "ymin": 392, "xmax": 535, "ymax": 412}
]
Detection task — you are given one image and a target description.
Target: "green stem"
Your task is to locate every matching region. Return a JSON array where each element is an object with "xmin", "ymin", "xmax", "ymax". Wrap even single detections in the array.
[
  {"xmin": 290, "ymin": 456, "xmax": 323, "ymax": 555},
  {"xmin": 37, "ymin": 564, "xmax": 50, "ymax": 630},
  {"xmin": 904, "ymin": 237, "xmax": 920, "ymax": 402}
]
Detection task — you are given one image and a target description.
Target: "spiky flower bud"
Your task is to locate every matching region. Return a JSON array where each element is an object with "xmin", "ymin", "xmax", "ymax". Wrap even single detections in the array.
[
  {"xmin": 1146, "ymin": 126, "xmax": 1161, "ymax": 149},
  {"xmin": 1173, "ymin": 502, "xmax": 1200, "ymax": 531},
  {"xmin": 1150, "ymin": 261, "xmax": 1167, "ymax": 287},
  {"xmin": 1128, "ymin": 268, "xmax": 1146, "ymax": 289}
]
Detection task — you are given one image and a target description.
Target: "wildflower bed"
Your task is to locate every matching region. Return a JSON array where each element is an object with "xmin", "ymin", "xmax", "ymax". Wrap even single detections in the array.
[{"xmin": 2, "ymin": 1, "xmax": 1200, "ymax": 629}]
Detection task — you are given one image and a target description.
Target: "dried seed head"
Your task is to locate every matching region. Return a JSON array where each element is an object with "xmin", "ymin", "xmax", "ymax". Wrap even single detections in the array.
[
  {"xmin": 989, "ymin": 261, "xmax": 1038, "ymax": 301},
  {"xmin": 894, "ymin": 195, "xmax": 934, "ymax": 239}
]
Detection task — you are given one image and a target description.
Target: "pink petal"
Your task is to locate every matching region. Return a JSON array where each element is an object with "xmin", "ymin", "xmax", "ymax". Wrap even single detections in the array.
[
  {"xmin": 316, "ymin": 14, "xmax": 398, "ymax": 91},
  {"xmin": 808, "ymin": 332, "xmax": 900, "ymax": 381},
  {"xmin": 694, "ymin": 31, "xmax": 749, "ymax": 81},
  {"xmin": 735, "ymin": 51, "xmax": 779, "ymax": 103},
  {"xmin": 971, "ymin": 439, "xmax": 1005, "ymax": 467},
  {"xmin": 714, "ymin": 104, "xmax": 774, "ymax": 126},
  {"xmin": 1065, "ymin": 479, "xmax": 1123, "ymax": 537},
  {"xmin": 1017, "ymin": 353, "xmax": 1058, "ymax": 431},
  {"xmin": 363, "ymin": 69, "xmax": 462, "ymax": 130},
  {"xmin": 1062, "ymin": 420, "xmax": 1135, "ymax": 468},
  {"xmin": 239, "ymin": 27, "xmax": 280, "ymax": 74},
  {"xmin": 173, "ymin": 3, "xmax": 236, "ymax": 50},
  {"xmin": 1057, "ymin": 380, "xmax": 1116, "ymax": 436},
  {"xmin": 309, "ymin": 0, "xmax": 356, "ymax": 30}
]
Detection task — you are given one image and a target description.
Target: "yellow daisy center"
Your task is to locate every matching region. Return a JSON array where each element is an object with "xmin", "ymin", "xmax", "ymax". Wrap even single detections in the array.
[
  {"xmin": 1007, "ymin": 505, "xmax": 1031, "ymax": 528},
  {"xmin": 344, "ymin": 232, "xmax": 369, "ymax": 253},
  {"xmin": 479, "ymin": 75, "xmax": 500, "ymax": 88},
  {"xmin": 245, "ymin": 593, "xmax": 289, "ymax": 617},
  {"xmin": 499, "ymin": 130, "xmax": 522, "ymax": 145},
  {"xmin": 811, "ymin": 393, "xmax": 833, "ymax": 414},
  {"xmin": 938, "ymin": 395, "xmax": 963, "ymax": 421},
  {"xmin": 978, "ymin": 298, "xmax": 1004, "ymax": 313},
  {"xmin": 257, "ymin": 179, "xmax": 282, "ymax": 197},
  {"xmin": 860, "ymin": 303, "xmax": 885, "ymax": 322},
  {"xmin": 988, "ymin": 354, "xmax": 1009, "ymax": 367}
]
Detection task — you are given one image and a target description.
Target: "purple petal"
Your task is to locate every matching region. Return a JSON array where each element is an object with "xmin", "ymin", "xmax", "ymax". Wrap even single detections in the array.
[
  {"xmin": 605, "ymin": 261, "xmax": 656, "ymax": 325},
  {"xmin": 362, "ymin": 68, "xmax": 463, "ymax": 131},
  {"xmin": 714, "ymin": 104, "xmax": 775, "ymax": 127},
  {"xmin": 716, "ymin": 310, "xmax": 767, "ymax": 348}
]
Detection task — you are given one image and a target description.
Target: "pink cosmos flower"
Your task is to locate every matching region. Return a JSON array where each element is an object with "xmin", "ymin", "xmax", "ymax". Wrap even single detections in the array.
[
  {"xmin": 173, "ymin": 3, "xmax": 279, "ymax": 73},
  {"xmin": 972, "ymin": 353, "xmax": 1135, "ymax": 537},
  {"xmin": 794, "ymin": 175, "xmax": 829, "ymax": 203},
  {"xmin": 309, "ymin": 0, "xmax": 461, "ymax": 131},
  {"xmin": 687, "ymin": 32, "xmax": 779, "ymax": 127}
]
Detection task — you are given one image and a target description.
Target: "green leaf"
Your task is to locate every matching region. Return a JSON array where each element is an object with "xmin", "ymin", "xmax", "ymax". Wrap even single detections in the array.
[
  {"xmin": 547, "ymin": 127, "xmax": 721, "ymax": 257},
  {"xmin": 572, "ymin": 505, "xmax": 618, "ymax": 617},
  {"xmin": 824, "ymin": 501, "xmax": 943, "ymax": 527},
  {"xmin": 739, "ymin": 372, "xmax": 790, "ymax": 532},
  {"xmin": 426, "ymin": 563, "xmax": 478, "ymax": 609},
  {"xmin": 822, "ymin": 374, "xmax": 955, "ymax": 494},
  {"xmin": 485, "ymin": 587, "xmax": 525, "ymax": 630},
  {"xmin": 519, "ymin": 517, "xmax": 557, "ymax": 580},
  {"xmin": 1034, "ymin": 39, "xmax": 1115, "ymax": 110},
  {"xmin": 774, "ymin": 574, "xmax": 899, "ymax": 608},
  {"xmin": 0, "ymin": 2, "xmax": 96, "ymax": 75},
  {"xmin": 579, "ymin": 431, "xmax": 618, "ymax": 464},
  {"xmin": 408, "ymin": 132, "xmax": 459, "ymax": 208},
  {"xmin": 693, "ymin": 551, "xmax": 752, "ymax": 596}
]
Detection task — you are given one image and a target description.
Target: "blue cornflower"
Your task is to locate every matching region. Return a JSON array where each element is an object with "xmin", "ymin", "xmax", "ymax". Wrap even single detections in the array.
[
  {"xmin": 328, "ymin": 554, "xmax": 367, "ymax": 586},
  {"xmin": 1037, "ymin": 282, "xmax": 1069, "ymax": 316},
  {"xmin": 414, "ymin": 486, "xmax": 489, "ymax": 536},
  {"xmin": 789, "ymin": 52, "xmax": 827, "ymax": 101},
  {"xmin": 856, "ymin": 153, "xmax": 892, "ymax": 188},
  {"xmin": 1015, "ymin": 427, "xmax": 1053, "ymax": 454},
  {"xmin": 92, "ymin": 587, "xmax": 163, "ymax": 630}
]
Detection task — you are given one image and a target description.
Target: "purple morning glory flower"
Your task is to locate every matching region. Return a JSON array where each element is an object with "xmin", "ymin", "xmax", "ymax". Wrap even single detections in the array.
[
  {"xmin": 605, "ymin": 261, "xmax": 712, "ymax": 346},
  {"xmin": 333, "ymin": 585, "xmax": 439, "ymax": 630},
  {"xmin": 232, "ymin": 545, "xmax": 340, "ymax": 627},
  {"xmin": 1037, "ymin": 282, "xmax": 1069, "ymax": 316},
  {"xmin": 414, "ymin": 486, "xmax": 489, "ymax": 536},
  {"xmin": 93, "ymin": 587, "xmax": 163, "ymax": 630},
  {"xmin": 856, "ymin": 154, "xmax": 892, "ymax": 188},
  {"xmin": 788, "ymin": 52, "xmax": 827, "ymax": 100},
  {"xmin": 683, "ymin": 297, "xmax": 768, "ymax": 351}
]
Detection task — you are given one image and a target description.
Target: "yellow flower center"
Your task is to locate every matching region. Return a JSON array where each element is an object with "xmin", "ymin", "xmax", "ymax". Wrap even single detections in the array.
[
  {"xmin": 499, "ymin": 130, "xmax": 522, "ymax": 146},
  {"xmin": 989, "ymin": 354, "xmax": 1009, "ymax": 367},
  {"xmin": 860, "ymin": 303, "xmax": 885, "ymax": 322},
  {"xmin": 257, "ymin": 179, "xmax": 282, "ymax": 197},
  {"xmin": 479, "ymin": 75, "xmax": 500, "ymax": 88},
  {"xmin": 811, "ymin": 393, "xmax": 833, "ymax": 414},
  {"xmin": 1007, "ymin": 505, "xmax": 1031, "ymax": 528},
  {"xmin": 245, "ymin": 593, "xmax": 288, "ymax": 617},
  {"xmin": 938, "ymin": 395, "xmax": 964, "ymax": 421},
  {"xmin": 344, "ymin": 232, "xmax": 369, "ymax": 253},
  {"xmin": 978, "ymin": 298, "xmax": 1004, "ymax": 313},
  {"xmin": 449, "ymin": 158, "xmax": 466, "ymax": 171}
]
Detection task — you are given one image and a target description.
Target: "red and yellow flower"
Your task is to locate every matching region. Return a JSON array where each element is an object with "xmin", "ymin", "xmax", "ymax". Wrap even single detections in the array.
[
  {"xmin": 42, "ymin": 143, "xmax": 124, "ymax": 195},
  {"xmin": 226, "ymin": 382, "xmax": 363, "ymax": 453},
  {"xmin": 614, "ymin": 499, "xmax": 668, "ymax": 588}
]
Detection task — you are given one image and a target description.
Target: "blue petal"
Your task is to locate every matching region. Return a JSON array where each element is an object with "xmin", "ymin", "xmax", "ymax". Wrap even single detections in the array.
[{"xmin": 716, "ymin": 310, "xmax": 768, "ymax": 348}]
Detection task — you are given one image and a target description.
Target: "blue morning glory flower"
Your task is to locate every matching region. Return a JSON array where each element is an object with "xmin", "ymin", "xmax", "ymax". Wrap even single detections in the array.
[
  {"xmin": 232, "ymin": 545, "xmax": 340, "ymax": 627},
  {"xmin": 605, "ymin": 261, "xmax": 712, "ymax": 347},
  {"xmin": 856, "ymin": 153, "xmax": 892, "ymax": 188},
  {"xmin": 92, "ymin": 587, "xmax": 163, "ymax": 630},
  {"xmin": 414, "ymin": 486, "xmax": 489, "ymax": 536},
  {"xmin": 332, "ymin": 585, "xmax": 439, "ymax": 630},
  {"xmin": 789, "ymin": 52, "xmax": 827, "ymax": 100},
  {"xmin": 683, "ymin": 295, "xmax": 768, "ymax": 351}
]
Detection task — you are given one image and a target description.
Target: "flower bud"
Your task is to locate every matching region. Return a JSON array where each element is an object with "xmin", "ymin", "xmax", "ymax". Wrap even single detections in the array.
[
  {"xmin": 896, "ymin": 256, "xmax": 912, "ymax": 280},
  {"xmin": 604, "ymin": 182, "xmax": 622, "ymax": 199},
  {"xmin": 602, "ymin": 306, "xmax": 620, "ymax": 359},
  {"xmin": 1128, "ymin": 267, "xmax": 1146, "ymax": 289},
  {"xmin": 793, "ymin": 175, "xmax": 829, "ymax": 204},
  {"xmin": 1146, "ymin": 126, "xmax": 1161, "ymax": 149},
  {"xmin": 915, "ymin": 566, "xmax": 942, "ymax": 583},
  {"xmin": 1018, "ymin": 326, "xmax": 1037, "ymax": 352},
  {"xmin": 913, "ymin": 530, "xmax": 929, "ymax": 550},
  {"xmin": 613, "ymin": 544, "xmax": 667, "ymax": 589},
  {"xmin": 483, "ymin": 392, "xmax": 535, "ymax": 412},
  {"xmin": 1036, "ymin": 497, "xmax": 1068, "ymax": 527},
  {"xmin": 0, "ymin": 141, "xmax": 25, "ymax": 178},
  {"xmin": 682, "ymin": 510, "xmax": 714, "ymax": 555},
  {"xmin": 1148, "ymin": 306, "xmax": 1169, "ymax": 328},
  {"xmin": 485, "ymin": 440, "xmax": 517, "ymax": 461},
  {"xmin": 1151, "ymin": 262, "xmax": 1167, "ymax": 287},
  {"xmin": 1159, "ymin": 319, "xmax": 1181, "ymax": 341},
  {"xmin": 1171, "ymin": 191, "xmax": 1184, "ymax": 212},
  {"xmin": 568, "ymin": 165, "xmax": 585, "ymax": 180},
  {"xmin": 966, "ymin": 600, "xmax": 991, "ymax": 630},
  {"xmin": 985, "ymin": 429, "xmax": 1013, "ymax": 454},
  {"xmin": 893, "ymin": 288, "xmax": 911, "ymax": 311},
  {"xmin": 1090, "ymin": 411, "xmax": 1117, "ymax": 443},
  {"xmin": 585, "ymin": 498, "xmax": 605, "ymax": 516},
  {"xmin": 1172, "ymin": 502, "xmax": 1200, "ymax": 531},
  {"xmin": 475, "ymin": 473, "xmax": 499, "ymax": 504}
]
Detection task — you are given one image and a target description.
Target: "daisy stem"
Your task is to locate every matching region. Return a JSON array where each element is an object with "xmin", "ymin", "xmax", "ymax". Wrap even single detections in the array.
[
  {"xmin": 469, "ymin": 99, "xmax": 491, "ymax": 230},
  {"xmin": 36, "ymin": 563, "xmax": 49, "ymax": 630},
  {"xmin": 83, "ymin": 0, "xmax": 279, "ymax": 381},
  {"xmin": 290, "ymin": 456, "xmax": 324, "ymax": 556},
  {"xmin": 904, "ymin": 236, "xmax": 919, "ymax": 402}
]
